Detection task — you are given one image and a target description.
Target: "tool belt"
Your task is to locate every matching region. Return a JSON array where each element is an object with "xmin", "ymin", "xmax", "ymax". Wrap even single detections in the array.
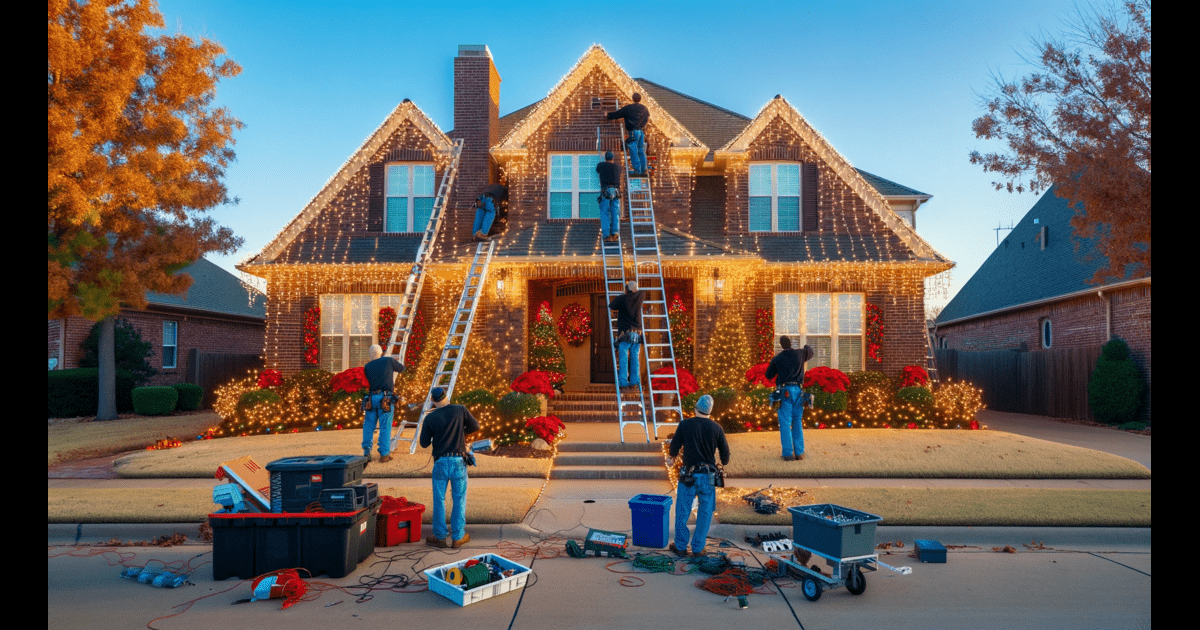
[
  {"xmin": 437, "ymin": 451, "xmax": 475, "ymax": 467},
  {"xmin": 679, "ymin": 463, "xmax": 724, "ymax": 488},
  {"xmin": 362, "ymin": 391, "xmax": 397, "ymax": 412},
  {"xmin": 599, "ymin": 186, "xmax": 620, "ymax": 200},
  {"xmin": 616, "ymin": 327, "xmax": 642, "ymax": 344}
]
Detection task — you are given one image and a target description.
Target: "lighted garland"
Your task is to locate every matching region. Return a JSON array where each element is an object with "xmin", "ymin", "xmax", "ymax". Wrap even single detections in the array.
[
  {"xmin": 303, "ymin": 306, "xmax": 320, "ymax": 365},
  {"xmin": 755, "ymin": 307, "xmax": 774, "ymax": 363},
  {"xmin": 866, "ymin": 303, "xmax": 883, "ymax": 363},
  {"xmin": 556, "ymin": 301, "xmax": 592, "ymax": 347},
  {"xmin": 668, "ymin": 294, "xmax": 694, "ymax": 371},
  {"xmin": 378, "ymin": 307, "xmax": 397, "ymax": 347}
]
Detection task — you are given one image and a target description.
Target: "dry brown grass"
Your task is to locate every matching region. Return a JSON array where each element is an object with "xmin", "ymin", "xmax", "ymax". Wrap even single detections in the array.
[{"xmin": 48, "ymin": 412, "xmax": 221, "ymax": 465}]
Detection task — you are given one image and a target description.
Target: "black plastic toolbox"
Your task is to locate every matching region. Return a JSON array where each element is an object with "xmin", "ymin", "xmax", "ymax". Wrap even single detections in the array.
[
  {"xmin": 209, "ymin": 503, "xmax": 377, "ymax": 580},
  {"xmin": 267, "ymin": 455, "xmax": 367, "ymax": 513}
]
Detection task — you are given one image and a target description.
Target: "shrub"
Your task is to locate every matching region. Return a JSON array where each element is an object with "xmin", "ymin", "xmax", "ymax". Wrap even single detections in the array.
[
  {"xmin": 896, "ymin": 386, "xmax": 934, "ymax": 408},
  {"xmin": 932, "ymin": 380, "xmax": 984, "ymax": 427},
  {"xmin": 511, "ymin": 371, "xmax": 557, "ymax": 398},
  {"xmin": 132, "ymin": 386, "xmax": 179, "ymax": 415},
  {"xmin": 234, "ymin": 389, "xmax": 284, "ymax": 431},
  {"xmin": 453, "ymin": 388, "xmax": 498, "ymax": 407},
  {"xmin": 745, "ymin": 386, "xmax": 773, "ymax": 407},
  {"xmin": 851, "ymin": 384, "xmax": 892, "ymax": 422},
  {"xmin": 806, "ymin": 388, "xmax": 849, "ymax": 412},
  {"xmin": 898, "ymin": 365, "xmax": 930, "ymax": 388},
  {"xmin": 848, "ymin": 370, "xmax": 892, "ymax": 395},
  {"xmin": 708, "ymin": 386, "xmax": 739, "ymax": 416},
  {"xmin": 681, "ymin": 392, "xmax": 702, "ymax": 415},
  {"xmin": 172, "ymin": 383, "xmax": 204, "ymax": 411},
  {"xmin": 496, "ymin": 392, "xmax": 540, "ymax": 422},
  {"xmin": 79, "ymin": 317, "xmax": 156, "ymax": 385},
  {"xmin": 278, "ymin": 369, "xmax": 333, "ymax": 426},
  {"xmin": 330, "ymin": 367, "xmax": 369, "ymax": 395},
  {"xmin": 47, "ymin": 368, "xmax": 136, "ymax": 417},
  {"xmin": 744, "ymin": 362, "xmax": 775, "ymax": 388},
  {"xmin": 1087, "ymin": 337, "xmax": 1146, "ymax": 425},
  {"xmin": 803, "ymin": 366, "xmax": 850, "ymax": 393},
  {"xmin": 526, "ymin": 415, "xmax": 566, "ymax": 445}
]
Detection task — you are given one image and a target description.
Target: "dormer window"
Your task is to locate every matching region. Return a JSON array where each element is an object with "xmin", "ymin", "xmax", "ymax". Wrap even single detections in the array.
[
  {"xmin": 386, "ymin": 163, "xmax": 435, "ymax": 233},
  {"xmin": 549, "ymin": 153, "xmax": 601, "ymax": 219},
  {"xmin": 750, "ymin": 162, "xmax": 801, "ymax": 232}
]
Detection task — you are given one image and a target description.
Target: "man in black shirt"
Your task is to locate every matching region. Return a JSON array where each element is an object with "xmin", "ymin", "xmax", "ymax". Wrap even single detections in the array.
[
  {"xmin": 608, "ymin": 281, "xmax": 646, "ymax": 388},
  {"xmin": 596, "ymin": 151, "xmax": 621, "ymax": 242},
  {"xmin": 473, "ymin": 183, "xmax": 508, "ymax": 241},
  {"xmin": 606, "ymin": 93, "xmax": 650, "ymax": 175},
  {"xmin": 667, "ymin": 394, "xmax": 729, "ymax": 557},
  {"xmin": 362, "ymin": 344, "xmax": 405, "ymax": 463},
  {"xmin": 765, "ymin": 336, "xmax": 814, "ymax": 461},
  {"xmin": 419, "ymin": 386, "xmax": 480, "ymax": 548}
]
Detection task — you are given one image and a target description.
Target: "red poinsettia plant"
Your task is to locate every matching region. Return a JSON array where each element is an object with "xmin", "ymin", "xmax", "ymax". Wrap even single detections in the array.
[
  {"xmin": 511, "ymin": 370, "xmax": 559, "ymax": 398},
  {"xmin": 803, "ymin": 366, "xmax": 851, "ymax": 393},
  {"xmin": 330, "ymin": 367, "xmax": 369, "ymax": 394},
  {"xmin": 303, "ymin": 306, "xmax": 320, "ymax": 365},
  {"xmin": 898, "ymin": 365, "xmax": 930, "ymax": 388},
  {"xmin": 745, "ymin": 362, "xmax": 775, "ymax": 388},
  {"xmin": 650, "ymin": 365, "xmax": 699, "ymax": 396},
  {"xmin": 258, "ymin": 369, "xmax": 283, "ymax": 388},
  {"xmin": 526, "ymin": 415, "xmax": 566, "ymax": 445}
]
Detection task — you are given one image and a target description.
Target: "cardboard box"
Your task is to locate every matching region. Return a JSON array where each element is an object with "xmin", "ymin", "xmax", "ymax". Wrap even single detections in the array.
[{"xmin": 217, "ymin": 456, "xmax": 271, "ymax": 511}]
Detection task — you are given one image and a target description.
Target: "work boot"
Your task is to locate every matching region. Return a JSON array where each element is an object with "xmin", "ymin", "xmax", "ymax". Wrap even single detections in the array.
[
  {"xmin": 691, "ymin": 549, "xmax": 707, "ymax": 557},
  {"xmin": 379, "ymin": 454, "xmax": 393, "ymax": 464},
  {"xmin": 668, "ymin": 543, "xmax": 688, "ymax": 558},
  {"xmin": 473, "ymin": 231, "xmax": 485, "ymax": 241},
  {"xmin": 426, "ymin": 535, "xmax": 449, "ymax": 548},
  {"xmin": 363, "ymin": 451, "xmax": 372, "ymax": 462},
  {"xmin": 796, "ymin": 454, "xmax": 806, "ymax": 461},
  {"xmin": 452, "ymin": 533, "xmax": 471, "ymax": 548}
]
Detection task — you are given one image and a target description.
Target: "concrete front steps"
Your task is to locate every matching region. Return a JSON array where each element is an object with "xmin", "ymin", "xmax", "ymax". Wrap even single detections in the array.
[
  {"xmin": 550, "ymin": 386, "xmax": 644, "ymax": 423},
  {"xmin": 552, "ymin": 440, "xmax": 668, "ymax": 480}
]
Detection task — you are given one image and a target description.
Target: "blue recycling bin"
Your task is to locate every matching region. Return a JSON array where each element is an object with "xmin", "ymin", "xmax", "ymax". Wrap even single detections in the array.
[{"xmin": 628, "ymin": 494, "xmax": 673, "ymax": 548}]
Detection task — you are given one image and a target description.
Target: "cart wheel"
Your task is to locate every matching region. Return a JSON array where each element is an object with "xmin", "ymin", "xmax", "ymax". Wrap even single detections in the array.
[
  {"xmin": 802, "ymin": 576, "xmax": 823, "ymax": 602},
  {"xmin": 846, "ymin": 566, "xmax": 866, "ymax": 595}
]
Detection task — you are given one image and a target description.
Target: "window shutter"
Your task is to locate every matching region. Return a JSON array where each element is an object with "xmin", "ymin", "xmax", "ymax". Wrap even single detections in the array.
[
  {"xmin": 802, "ymin": 163, "xmax": 818, "ymax": 232},
  {"xmin": 368, "ymin": 163, "xmax": 385, "ymax": 231}
]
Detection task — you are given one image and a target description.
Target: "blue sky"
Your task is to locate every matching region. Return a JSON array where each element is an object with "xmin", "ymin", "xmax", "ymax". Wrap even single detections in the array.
[{"xmin": 159, "ymin": 0, "xmax": 1082, "ymax": 309}]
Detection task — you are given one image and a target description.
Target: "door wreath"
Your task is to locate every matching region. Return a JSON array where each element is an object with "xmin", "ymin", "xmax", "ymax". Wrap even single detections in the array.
[{"xmin": 557, "ymin": 302, "xmax": 592, "ymax": 346}]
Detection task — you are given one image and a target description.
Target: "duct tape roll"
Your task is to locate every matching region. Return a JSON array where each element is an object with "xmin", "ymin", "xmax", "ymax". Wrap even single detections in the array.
[{"xmin": 445, "ymin": 567, "xmax": 464, "ymax": 585}]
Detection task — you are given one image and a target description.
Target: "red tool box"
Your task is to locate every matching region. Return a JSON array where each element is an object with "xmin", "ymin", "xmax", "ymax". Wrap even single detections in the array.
[{"xmin": 376, "ymin": 497, "xmax": 425, "ymax": 546}]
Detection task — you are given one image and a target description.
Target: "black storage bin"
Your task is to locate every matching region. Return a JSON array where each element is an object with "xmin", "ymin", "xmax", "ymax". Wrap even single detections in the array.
[
  {"xmin": 209, "ymin": 508, "xmax": 373, "ymax": 579},
  {"xmin": 359, "ymin": 498, "xmax": 381, "ymax": 562},
  {"xmin": 267, "ymin": 455, "xmax": 367, "ymax": 513}
]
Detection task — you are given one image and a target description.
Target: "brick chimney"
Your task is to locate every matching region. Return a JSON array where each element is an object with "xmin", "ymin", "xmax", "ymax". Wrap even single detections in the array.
[{"xmin": 449, "ymin": 44, "xmax": 500, "ymax": 239}]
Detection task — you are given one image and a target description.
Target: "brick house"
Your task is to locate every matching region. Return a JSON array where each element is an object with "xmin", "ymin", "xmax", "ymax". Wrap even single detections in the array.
[
  {"xmin": 240, "ymin": 45, "xmax": 952, "ymax": 390},
  {"xmin": 48, "ymin": 257, "xmax": 266, "ymax": 386},
  {"xmin": 933, "ymin": 186, "xmax": 1151, "ymax": 407}
]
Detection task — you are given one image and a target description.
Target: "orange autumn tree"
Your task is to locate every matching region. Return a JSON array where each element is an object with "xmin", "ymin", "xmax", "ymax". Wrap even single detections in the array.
[{"xmin": 48, "ymin": 0, "xmax": 243, "ymax": 419}]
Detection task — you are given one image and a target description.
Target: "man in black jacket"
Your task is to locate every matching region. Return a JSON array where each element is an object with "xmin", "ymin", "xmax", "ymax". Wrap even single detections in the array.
[
  {"xmin": 606, "ymin": 93, "xmax": 650, "ymax": 175},
  {"xmin": 667, "ymin": 394, "xmax": 729, "ymax": 557},
  {"xmin": 596, "ymin": 151, "xmax": 621, "ymax": 242},
  {"xmin": 765, "ymin": 336, "xmax": 814, "ymax": 461},
  {"xmin": 608, "ymin": 281, "xmax": 646, "ymax": 388},
  {"xmin": 362, "ymin": 344, "xmax": 405, "ymax": 463},
  {"xmin": 419, "ymin": 387, "xmax": 480, "ymax": 548}
]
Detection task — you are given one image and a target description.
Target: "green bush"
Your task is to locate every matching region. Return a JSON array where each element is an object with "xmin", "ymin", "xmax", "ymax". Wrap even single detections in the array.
[
  {"xmin": 848, "ymin": 370, "xmax": 892, "ymax": 395},
  {"xmin": 896, "ymin": 386, "xmax": 934, "ymax": 408},
  {"xmin": 1088, "ymin": 337, "xmax": 1146, "ymax": 425},
  {"xmin": 709, "ymin": 386, "xmax": 738, "ymax": 416},
  {"xmin": 496, "ymin": 392, "xmax": 540, "ymax": 422},
  {"xmin": 681, "ymin": 392, "xmax": 702, "ymax": 415},
  {"xmin": 48, "ymin": 368, "xmax": 136, "ymax": 417},
  {"xmin": 238, "ymin": 389, "xmax": 283, "ymax": 408},
  {"xmin": 132, "ymin": 386, "xmax": 179, "ymax": 416},
  {"xmin": 805, "ymin": 387, "xmax": 848, "ymax": 412},
  {"xmin": 745, "ymin": 386, "xmax": 773, "ymax": 407},
  {"xmin": 171, "ymin": 383, "xmax": 204, "ymax": 411},
  {"xmin": 79, "ymin": 317, "xmax": 156, "ymax": 385},
  {"xmin": 453, "ymin": 388, "xmax": 498, "ymax": 407}
]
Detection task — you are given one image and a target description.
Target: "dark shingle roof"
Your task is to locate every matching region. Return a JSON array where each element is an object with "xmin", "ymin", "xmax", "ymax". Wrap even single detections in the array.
[
  {"xmin": 276, "ymin": 235, "xmax": 424, "ymax": 264},
  {"xmin": 714, "ymin": 232, "xmax": 916, "ymax": 263},
  {"xmin": 495, "ymin": 222, "xmax": 738, "ymax": 260},
  {"xmin": 937, "ymin": 186, "xmax": 1142, "ymax": 323},
  {"xmin": 855, "ymin": 169, "xmax": 929, "ymax": 198},
  {"xmin": 147, "ymin": 258, "xmax": 265, "ymax": 319},
  {"xmin": 634, "ymin": 78, "xmax": 750, "ymax": 153}
]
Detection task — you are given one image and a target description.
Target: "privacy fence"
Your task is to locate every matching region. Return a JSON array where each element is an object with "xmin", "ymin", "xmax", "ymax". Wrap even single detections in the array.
[
  {"xmin": 186, "ymin": 350, "xmax": 263, "ymax": 408},
  {"xmin": 933, "ymin": 346, "xmax": 1101, "ymax": 421}
]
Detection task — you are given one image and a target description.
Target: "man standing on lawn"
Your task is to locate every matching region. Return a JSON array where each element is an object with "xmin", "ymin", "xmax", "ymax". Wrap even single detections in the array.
[
  {"xmin": 765, "ymin": 336, "xmax": 814, "ymax": 461},
  {"xmin": 420, "ymin": 386, "xmax": 479, "ymax": 549},
  {"xmin": 668, "ymin": 394, "xmax": 729, "ymax": 557},
  {"xmin": 363, "ymin": 344, "xmax": 405, "ymax": 463}
]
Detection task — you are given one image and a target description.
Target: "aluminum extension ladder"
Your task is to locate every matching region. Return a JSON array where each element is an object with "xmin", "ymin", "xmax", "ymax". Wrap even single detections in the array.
[
  {"xmin": 394, "ymin": 240, "xmax": 497, "ymax": 454},
  {"xmin": 383, "ymin": 138, "xmax": 464, "ymax": 365},
  {"xmin": 925, "ymin": 326, "xmax": 941, "ymax": 385}
]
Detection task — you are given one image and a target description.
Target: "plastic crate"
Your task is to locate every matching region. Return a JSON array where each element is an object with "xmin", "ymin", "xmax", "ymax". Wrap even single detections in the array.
[
  {"xmin": 628, "ymin": 494, "xmax": 672, "ymax": 548},
  {"xmin": 915, "ymin": 539, "xmax": 947, "ymax": 563},
  {"xmin": 789, "ymin": 504, "xmax": 882, "ymax": 559},
  {"xmin": 424, "ymin": 554, "xmax": 531, "ymax": 606},
  {"xmin": 377, "ymin": 504, "xmax": 424, "ymax": 546},
  {"xmin": 267, "ymin": 455, "xmax": 367, "ymax": 513},
  {"xmin": 209, "ymin": 506, "xmax": 374, "ymax": 580}
]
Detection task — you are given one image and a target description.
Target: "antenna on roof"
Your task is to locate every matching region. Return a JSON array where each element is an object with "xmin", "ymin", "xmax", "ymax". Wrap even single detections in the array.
[{"xmin": 994, "ymin": 222, "xmax": 1014, "ymax": 246}]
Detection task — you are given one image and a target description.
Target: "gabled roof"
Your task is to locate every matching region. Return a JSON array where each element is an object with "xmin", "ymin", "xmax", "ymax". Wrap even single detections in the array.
[
  {"xmin": 491, "ymin": 45, "xmax": 706, "ymax": 159},
  {"xmin": 937, "ymin": 186, "xmax": 1148, "ymax": 324},
  {"xmin": 633, "ymin": 78, "xmax": 750, "ymax": 157},
  {"xmin": 147, "ymin": 258, "xmax": 265, "ymax": 319},
  {"xmin": 495, "ymin": 223, "xmax": 746, "ymax": 261},
  {"xmin": 716, "ymin": 96, "xmax": 947, "ymax": 264},
  {"xmin": 245, "ymin": 101, "xmax": 453, "ymax": 267}
]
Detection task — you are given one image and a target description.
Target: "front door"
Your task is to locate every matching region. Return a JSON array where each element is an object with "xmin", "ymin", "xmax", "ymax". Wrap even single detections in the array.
[{"xmin": 590, "ymin": 293, "xmax": 614, "ymax": 383}]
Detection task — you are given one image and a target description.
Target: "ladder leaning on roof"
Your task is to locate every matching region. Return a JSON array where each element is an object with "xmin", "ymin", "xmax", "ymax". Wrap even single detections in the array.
[
  {"xmin": 383, "ymin": 138, "xmax": 464, "ymax": 365},
  {"xmin": 395, "ymin": 240, "xmax": 498, "ymax": 454}
]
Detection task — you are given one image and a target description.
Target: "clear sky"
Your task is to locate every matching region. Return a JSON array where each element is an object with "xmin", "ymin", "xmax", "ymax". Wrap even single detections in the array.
[{"xmin": 158, "ymin": 0, "xmax": 1081, "ymax": 309}]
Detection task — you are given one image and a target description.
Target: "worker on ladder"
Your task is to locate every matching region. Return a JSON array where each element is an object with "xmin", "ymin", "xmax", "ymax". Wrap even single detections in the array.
[
  {"xmin": 609, "ymin": 280, "xmax": 647, "ymax": 389},
  {"xmin": 606, "ymin": 93, "xmax": 650, "ymax": 176},
  {"xmin": 472, "ymin": 183, "xmax": 508, "ymax": 242},
  {"xmin": 596, "ymin": 150, "xmax": 621, "ymax": 242}
]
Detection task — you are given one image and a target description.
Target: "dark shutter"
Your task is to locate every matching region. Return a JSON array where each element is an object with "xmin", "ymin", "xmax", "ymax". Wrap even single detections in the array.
[
  {"xmin": 802, "ymin": 163, "xmax": 818, "ymax": 232},
  {"xmin": 368, "ymin": 163, "xmax": 384, "ymax": 232}
]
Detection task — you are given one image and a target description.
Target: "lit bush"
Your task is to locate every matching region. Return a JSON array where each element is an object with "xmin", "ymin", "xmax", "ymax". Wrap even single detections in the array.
[
  {"xmin": 896, "ymin": 386, "xmax": 934, "ymax": 408},
  {"xmin": 852, "ymin": 385, "xmax": 892, "ymax": 422},
  {"xmin": 496, "ymin": 392, "xmax": 540, "ymax": 423},
  {"xmin": 848, "ymin": 370, "xmax": 892, "ymax": 396},
  {"xmin": 933, "ymin": 380, "xmax": 985, "ymax": 427}
]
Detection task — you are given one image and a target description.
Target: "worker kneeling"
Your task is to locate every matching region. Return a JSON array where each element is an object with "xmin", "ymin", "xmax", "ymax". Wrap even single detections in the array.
[
  {"xmin": 421, "ymin": 386, "xmax": 480, "ymax": 549},
  {"xmin": 667, "ymin": 394, "xmax": 730, "ymax": 557}
]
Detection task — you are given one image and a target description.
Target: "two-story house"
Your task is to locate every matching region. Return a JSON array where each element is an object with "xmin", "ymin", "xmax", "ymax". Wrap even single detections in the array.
[{"xmin": 239, "ymin": 45, "xmax": 952, "ymax": 391}]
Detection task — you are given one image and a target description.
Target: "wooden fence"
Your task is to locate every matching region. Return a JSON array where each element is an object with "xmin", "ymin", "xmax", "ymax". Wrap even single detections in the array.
[
  {"xmin": 933, "ymin": 346, "xmax": 1101, "ymax": 420},
  {"xmin": 186, "ymin": 349, "xmax": 263, "ymax": 408}
]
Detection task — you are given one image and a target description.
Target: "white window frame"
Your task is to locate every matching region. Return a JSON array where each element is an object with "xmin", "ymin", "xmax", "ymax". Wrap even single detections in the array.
[
  {"xmin": 548, "ymin": 153, "xmax": 601, "ymax": 219},
  {"xmin": 773, "ymin": 293, "xmax": 864, "ymax": 372},
  {"xmin": 319, "ymin": 294, "xmax": 402, "ymax": 372},
  {"xmin": 162, "ymin": 321, "xmax": 178, "ymax": 369},
  {"xmin": 749, "ymin": 162, "xmax": 802, "ymax": 232},
  {"xmin": 385, "ymin": 163, "xmax": 435, "ymax": 233}
]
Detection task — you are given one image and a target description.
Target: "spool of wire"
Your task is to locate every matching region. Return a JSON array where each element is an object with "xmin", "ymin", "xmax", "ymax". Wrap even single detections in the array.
[{"xmin": 445, "ymin": 567, "xmax": 464, "ymax": 585}]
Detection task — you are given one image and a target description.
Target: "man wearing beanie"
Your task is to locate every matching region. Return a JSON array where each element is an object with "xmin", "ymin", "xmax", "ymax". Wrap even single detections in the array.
[
  {"xmin": 419, "ymin": 386, "xmax": 479, "ymax": 548},
  {"xmin": 596, "ymin": 150, "xmax": 621, "ymax": 242},
  {"xmin": 766, "ymin": 336, "xmax": 815, "ymax": 461},
  {"xmin": 667, "ymin": 394, "xmax": 729, "ymax": 557}
]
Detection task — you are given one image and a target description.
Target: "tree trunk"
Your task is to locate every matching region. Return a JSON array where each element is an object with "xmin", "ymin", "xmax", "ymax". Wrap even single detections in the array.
[{"xmin": 95, "ymin": 315, "xmax": 118, "ymax": 421}]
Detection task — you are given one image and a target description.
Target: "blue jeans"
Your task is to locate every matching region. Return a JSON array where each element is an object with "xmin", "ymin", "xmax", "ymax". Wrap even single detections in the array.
[
  {"xmin": 361, "ymin": 393, "xmax": 394, "ymax": 456},
  {"xmin": 674, "ymin": 472, "xmax": 715, "ymax": 553},
  {"xmin": 432, "ymin": 457, "xmax": 468, "ymax": 541},
  {"xmin": 626, "ymin": 129, "xmax": 646, "ymax": 174},
  {"xmin": 777, "ymin": 384, "xmax": 806, "ymax": 457},
  {"xmin": 473, "ymin": 196, "xmax": 496, "ymax": 235},
  {"xmin": 598, "ymin": 189, "xmax": 620, "ymax": 237},
  {"xmin": 617, "ymin": 332, "xmax": 641, "ymax": 387}
]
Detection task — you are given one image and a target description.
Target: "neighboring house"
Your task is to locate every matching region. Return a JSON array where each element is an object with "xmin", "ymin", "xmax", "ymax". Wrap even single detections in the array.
[
  {"xmin": 48, "ymin": 257, "xmax": 266, "ymax": 386},
  {"xmin": 933, "ymin": 186, "xmax": 1151, "ymax": 401},
  {"xmin": 240, "ymin": 45, "xmax": 952, "ymax": 389}
]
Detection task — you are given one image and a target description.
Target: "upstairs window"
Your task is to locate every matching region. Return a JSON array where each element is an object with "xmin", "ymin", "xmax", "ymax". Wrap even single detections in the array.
[
  {"xmin": 549, "ymin": 153, "xmax": 601, "ymax": 219},
  {"xmin": 774, "ymin": 293, "xmax": 863, "ymax": 371},
  {"xmin": 386, "ymin": 164, "xmax": 435, "ymax": 233},
  {"xmin": 750, "ymin": 162, "xmax": 801, "ymax": 232}
]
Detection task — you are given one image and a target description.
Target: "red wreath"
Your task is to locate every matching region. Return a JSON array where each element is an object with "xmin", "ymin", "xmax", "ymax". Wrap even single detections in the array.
[{"xmin": 557, "ymin": 302, "xmax": 592, "ymax": 346}]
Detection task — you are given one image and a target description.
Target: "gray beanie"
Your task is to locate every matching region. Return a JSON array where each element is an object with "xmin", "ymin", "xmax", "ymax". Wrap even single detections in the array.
[{"xmin": 694, "ymin": 394, "xmax": 714, "ymax": 415}]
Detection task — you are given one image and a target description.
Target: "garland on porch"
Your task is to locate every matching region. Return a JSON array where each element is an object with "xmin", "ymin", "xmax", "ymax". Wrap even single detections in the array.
[
  {"xmin": 303, "ymin": 306, "xmax": 320, "ymax": 365},
  {"xmin": 377, "ymin": 307, "xmax": 396, "ymax": 347},
  {"xmin": 557, "ymin": 301, "xmax": 592, "ymax": 347},
  {"xmin": 755, "ymin": 307, "xmax": 774, "ymax": 363},
  {"xmin": 866, "ymin": 303, "xmax": 884, "ymax": 363}
]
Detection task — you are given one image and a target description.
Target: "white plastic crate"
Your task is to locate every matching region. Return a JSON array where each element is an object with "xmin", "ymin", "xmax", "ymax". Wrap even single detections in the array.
[{"xmin": 424, "ymin": 554, "xmax": 531, "ymax": 606}]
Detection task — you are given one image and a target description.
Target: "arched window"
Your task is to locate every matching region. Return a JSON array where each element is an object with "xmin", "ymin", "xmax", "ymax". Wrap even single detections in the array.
[{"xmin": 1041, "ymin": 319, "xmax": 1052, "ymax": 349}]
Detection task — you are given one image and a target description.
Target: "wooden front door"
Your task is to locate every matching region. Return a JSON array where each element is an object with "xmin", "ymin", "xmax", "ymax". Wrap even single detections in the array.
[{"xmin": 590, "ymin": 293, "xmax": 614, "ymax": 383}]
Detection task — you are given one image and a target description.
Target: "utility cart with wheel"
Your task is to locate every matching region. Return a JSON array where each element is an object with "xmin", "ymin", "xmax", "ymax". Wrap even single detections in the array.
[{"xmin": 769, "ymin": 504, "xmax": 912, "ymax": 601}]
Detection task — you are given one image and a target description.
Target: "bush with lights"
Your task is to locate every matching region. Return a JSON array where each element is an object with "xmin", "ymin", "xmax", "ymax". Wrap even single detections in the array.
[
  {"xmin": 668, "ymin": 294, "xmax": 695, "ymax": 371},
  {"xmin": 528, "ymin": 301, "xmax": 567, "ymax": 386},
  {"xmin": 932, "ymin": 379, "xmax": 985, "ymax": 429}
]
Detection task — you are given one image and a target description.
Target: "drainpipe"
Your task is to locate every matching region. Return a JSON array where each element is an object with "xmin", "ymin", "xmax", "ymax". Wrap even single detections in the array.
[{"xmin": 1098, "ymin": 290, "xmax": 1110, "ymax": 341}]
